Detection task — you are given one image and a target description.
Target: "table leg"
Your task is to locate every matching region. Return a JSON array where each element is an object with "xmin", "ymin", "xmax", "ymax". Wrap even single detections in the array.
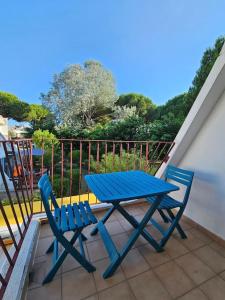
[
  {"xmin": 103, "ymin": 196, "xmax": 163, "ymax": 278},
  {"xmin": 116, "ymin": 204, "xmax": 162, "ymax": 252},
  {"xmin": 90, "ymin": 205, "xmax": 116, "ymax": 236}
]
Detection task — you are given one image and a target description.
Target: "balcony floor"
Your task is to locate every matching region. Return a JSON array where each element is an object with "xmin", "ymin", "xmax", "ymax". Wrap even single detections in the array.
[{"xmin": 27, "ymin": 203, "xmax": 225, "ymax": 300}]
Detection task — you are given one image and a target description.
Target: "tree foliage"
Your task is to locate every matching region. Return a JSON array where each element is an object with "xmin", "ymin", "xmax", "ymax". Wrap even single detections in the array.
[
  {"xmin": 32, "ymin": 129, "xmax": 59, "ymax": 149},
  {"xmin": 42, "ymin": 60, "xmax": 118, "ymax": 127},
  {"xmin": 0, "ymin": 91, "xmax": 30, "ymax": 121},
  {"xmin": 116, "ymin": 93, "xmax": 156, "ymax": 119}
]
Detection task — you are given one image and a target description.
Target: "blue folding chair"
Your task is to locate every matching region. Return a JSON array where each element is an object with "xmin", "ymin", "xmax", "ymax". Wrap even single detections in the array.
[
  {"xmin": 147, "ymin": 165, "xmax": 194, "ymax": 248},
  {"xmin": 38, "ymin": 174, "xmax": 96, "ymax": 284}
]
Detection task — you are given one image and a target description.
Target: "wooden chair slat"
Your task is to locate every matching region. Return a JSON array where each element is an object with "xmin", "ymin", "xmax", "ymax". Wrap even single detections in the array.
[
  {"xmin": 72, "ymin": 204, "xmax": 83, "ymax": 228},
  {"xmin": 78, "ymin": 202, "xmax": 90, "ymax": 226}
]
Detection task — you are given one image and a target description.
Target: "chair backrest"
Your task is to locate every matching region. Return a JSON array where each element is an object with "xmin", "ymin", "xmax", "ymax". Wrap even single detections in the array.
[
  {"xmin": 38, "ymin": 174, "xmax": 60, "ymax": 234},
  {"xmin": 165, "ymin": 165, "xmax": 194, "ymax": 206}
]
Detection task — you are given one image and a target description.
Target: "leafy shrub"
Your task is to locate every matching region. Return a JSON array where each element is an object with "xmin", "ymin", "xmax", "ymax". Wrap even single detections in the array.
[{"xmin": 90, "ymin": 151, "xmax": 154, "ymax": 174}]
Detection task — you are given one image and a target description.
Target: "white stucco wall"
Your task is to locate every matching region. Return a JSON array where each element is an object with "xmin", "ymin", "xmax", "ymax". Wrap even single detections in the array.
[
  {"xmin": 177, "ymin": 88, "xmax": 225, "ymax": 239},
  {"xmin": 156, "ymin": 42, "xmax": 225, "ymax": 240}
]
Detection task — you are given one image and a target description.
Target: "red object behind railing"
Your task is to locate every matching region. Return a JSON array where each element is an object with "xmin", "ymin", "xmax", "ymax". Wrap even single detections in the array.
[{"xmin": 0, "ymin": 138, "xmax": 174, "ymax": 297}]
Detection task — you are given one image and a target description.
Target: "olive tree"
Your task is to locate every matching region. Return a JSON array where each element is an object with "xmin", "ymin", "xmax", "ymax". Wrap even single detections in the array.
[{"xmin": 42, "ymin": 60, "xmax": 118, "ymax": 127}]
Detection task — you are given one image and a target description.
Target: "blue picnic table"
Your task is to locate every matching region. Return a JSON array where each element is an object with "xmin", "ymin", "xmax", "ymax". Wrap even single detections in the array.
[{"xmin": 85, "ymin": 170, "xmax": 179, "ymax": 278}]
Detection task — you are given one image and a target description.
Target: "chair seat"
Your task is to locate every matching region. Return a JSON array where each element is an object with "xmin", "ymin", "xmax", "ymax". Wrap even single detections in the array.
[
  {"xmin": 54, "ymin": 201, "xmax": 97, "ymax": 232},
  {"xmin": 146, "ymin": 195, "xmax": 183, "ymax": 210}
]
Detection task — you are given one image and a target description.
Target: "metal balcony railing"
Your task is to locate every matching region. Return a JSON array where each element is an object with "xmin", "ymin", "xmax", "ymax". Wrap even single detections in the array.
[{"xmin": 0, "ymin": 138, "xmax": 174, "ymax": 297}]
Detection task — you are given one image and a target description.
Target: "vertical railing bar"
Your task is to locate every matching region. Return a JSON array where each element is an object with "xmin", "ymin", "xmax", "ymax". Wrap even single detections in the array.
[
  {"xmin": 41, "ymin": 140, "xmax": 44, "ymax": 176},
  {"xmin": 120, "ymin": 143, "xmax": 123, "ymax": 171},
  {"xmin": 104, "ymin": 142, "xmax": 108, "ymax": 174},
  {"xmin": 29, "ymin": 141, "xmax": 33, "ymax": 196},
  {"xmin": 24, "ymin": 141, "xmax": 33, "ymax": 195},
  {"xmin": 0, "ymin": 273, "xmax": 7, "ymax": 287},
  {"xmin": 156, "ymin": 142, "xmax": 167, "ymax": 162},
  {"xmin": 112, "ymin": 142, "xmax": 115, "ymax": 171},
  {"xmin": 96, "ymin": 142, "xmax": 100, "ymax": 174},
  {"xmin": 9, "ymin": 142, "xmax": 27, "ymax": 227},
  {"xmin": 0, "ymin": 236, "xmax": 14, "ymax": 266},
  {"xmin": 126, "ymin": 142, "xmax": 129, "ymax": 171},
  {"xmin": 2, "ymin": 143, "xmax": 24, "ymax": 238},
  {"xmin": 139, "ymin": 143, "xmax": 143, "ymax": 170},
  {"xmin": 79, "ymin": 141, "xmax": 82, "ymax": 203},
  {"xmin": 70, "ymin": 142, "xmax": 73, "ymax": 205},
  {"xmin": 20, "ymin": 141, "xmax": 32, "ymax": 201},
  {"xmin": 88, "ymin": 142, "xmax": 91, "ymax": 203},
  {"xmin": 61, "ymin": 142, "xmax": 64, "ymax": 206},
  {"xmin": 0, "ymin": 201, "xmax": 19, "ymax": 250},
  {"xmin": 133, "ymin": 143, "xmax": 136, "ymax": 170},
  {"xmin": 16, "ymin": 141, "xmax": 32, "ymax": 214},
  {"xmin": 50, "ymin": 144, "xmax": 54, "ymax": 211},
  {"xmin": 145, "ymin": 142, "xmax": 149, "ymax": 171}
]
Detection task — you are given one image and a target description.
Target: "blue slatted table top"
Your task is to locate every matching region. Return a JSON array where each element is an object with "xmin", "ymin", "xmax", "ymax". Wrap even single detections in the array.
[{"xmin": 85, "ymin": 171, "xmax": 179, "ymax": 203}]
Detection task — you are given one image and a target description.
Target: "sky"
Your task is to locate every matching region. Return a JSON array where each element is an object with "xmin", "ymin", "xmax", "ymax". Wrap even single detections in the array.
[{"xmin": 0, "ymin": 0, "xmax": 225, "ymax": 107}]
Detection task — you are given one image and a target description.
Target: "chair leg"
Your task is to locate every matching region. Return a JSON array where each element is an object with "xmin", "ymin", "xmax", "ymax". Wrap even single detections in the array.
[
  {"xmin": 46, "ymin": 240, "xmax": 54, "ymax": 253},
  {"xmin": 91, "ymin": 205, "xmax": 115, "ymax": 236},
  {"xmin": 43, "ymin": 230, "xmax": 95, "ymax": 284},
  {"xmin": 160, "ymin": 209, "xmax": 186, "ymax": 248},
  {"xmin": 158, "ymin": 209, "xmax": 169, "ymax": 223},
  {"xmin": 81, "ymin": 233, "xmax": 87, "ymax": 241},
  {"xmin": 166, "ymin": 209, "xmax": 187, "ymax": 239}
]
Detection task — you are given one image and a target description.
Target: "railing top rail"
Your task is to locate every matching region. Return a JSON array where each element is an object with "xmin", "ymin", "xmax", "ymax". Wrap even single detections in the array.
[
  {"xmin": 56, "ymin": 139, "xmax": 174, "ymax": 143},
  {"xmin": 0, "ymin": 139, "xmax": 174, "ymax": 144}
]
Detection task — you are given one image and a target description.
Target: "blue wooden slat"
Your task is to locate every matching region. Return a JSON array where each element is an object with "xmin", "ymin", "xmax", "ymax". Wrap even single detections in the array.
[
  {"xmin": 98, "ymin": 221, "xmax": 119, "ymax": 262},
  {"xmin": 84, "ymin": 201, "xmax": 97, "ymax": 224},
  {"xmin": 60, "ymin": 205, "xmax": 68, "ymax": 232},
  {"xmin": 72, "ymin": 204, "xmax": 83, "ymax": 228},
  {"xmin": 167, "ymin": 174, "xmax": 191, "ymax": 186},
  {"xmin": 67, "ymin": 204, "xmax": 77, "ymax": 230},
  {"xmin": 54, "ymin": 208, "xmax": 61, "ymax": 229},
  {"xmin": 167, "ymin": 169, "xmax": 192, "ymax": 181},
  {"xmin": 79, "ymin": 202, "xmax": 90, "ymax": 226},
  {"xmin": 167, "ymin": 165, "xmax": 194, "ymax": 176}
]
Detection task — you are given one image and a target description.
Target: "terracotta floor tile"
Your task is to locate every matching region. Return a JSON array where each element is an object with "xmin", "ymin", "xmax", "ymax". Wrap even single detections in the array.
[
  {"xmin": 164, "ymin": 237, "xmax": 189, "ymax": 258},
  {"xmin": 86, "ymin": 238, "xmax": 108, "ymax": 262},
  {"xmin": 194, "ymin": 245, "xmax": 225, "ymax": 273},
  {"xmin": 119, "ymin": 219, "xmax": 134, "ymax": 231},
  {"xmin": 175, "ymin": 230, "xmax": 206, "ymax": 251},
  {"xmin": 121, "ymin": 248, "xmax": 150, "ymax": 278},
  {"xmin": 175, "ymin": 253, "xmax": 215, "ymax": 284},
  {"xmin": 98, "ymin": 282, "xmax": 135, "ymax": 300},
  {"xmin": 209, "ymin": 242, "xmax": 225, "ymax": 258},
  {"xmin": 189, "ymin": 228, "xmax": 212, "ymax": 244},
  {"xmin": 84, "ymin": 295, "xmax": 99, "ymax": 300},
  {"xmin": 200, "ymin": 276, "xmax": 225, "ymax": 300},
  {"xmin": 61, "ymin": 244, "xmax": 89, "ymax": 274},
  {"xmin": 82, "ymin": 224, "xmax": 101, "ymax": 243},
  {"xmin": 125, "ymin": 205, "xmax": 145, "ymax": 216},
  {"xmin": 62, "ymin": 267, "xmax": 96, "ymax": 300},
  {"xmin": 93, "ymin": 258, "xmax": 125, "ymax": 291},
  {"xmin": 177, "ymin": 288, "xmax": 208, "ymax": 300},
  {"xmin": 139, "ymin": 244, "xmax": 171, "ymax": 268},
  {"xmin": 105, "ymin": 220, "xmax": 126, "ymax": 236},
  {"xmin": 94, "ymin": 209, "xmax": 117, "ymax": 223},
  {"xmin": 29, "ymin": 255, "xmax": 61, "ymax": 289},
  {"xmin": 111, "ymin": 232, "xmax": 129, "ymax": 251},
  {"xmin": 35, "ymin": 236, "xmax": 54, "ymax": 258},
  {"xmin": 129, "ymin": 270, "xmax": 171, "ymax": 300},
  {"xmin": 154, "ymin": 261, "xmax": 195, "ymax": 298},
  {"xmin": 39, "ymin": 224, "xmax": 53, "ymax": 239},
  {"xmin": 27, "ymin": 278, "xmax": 61, "ymax": 300}
]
